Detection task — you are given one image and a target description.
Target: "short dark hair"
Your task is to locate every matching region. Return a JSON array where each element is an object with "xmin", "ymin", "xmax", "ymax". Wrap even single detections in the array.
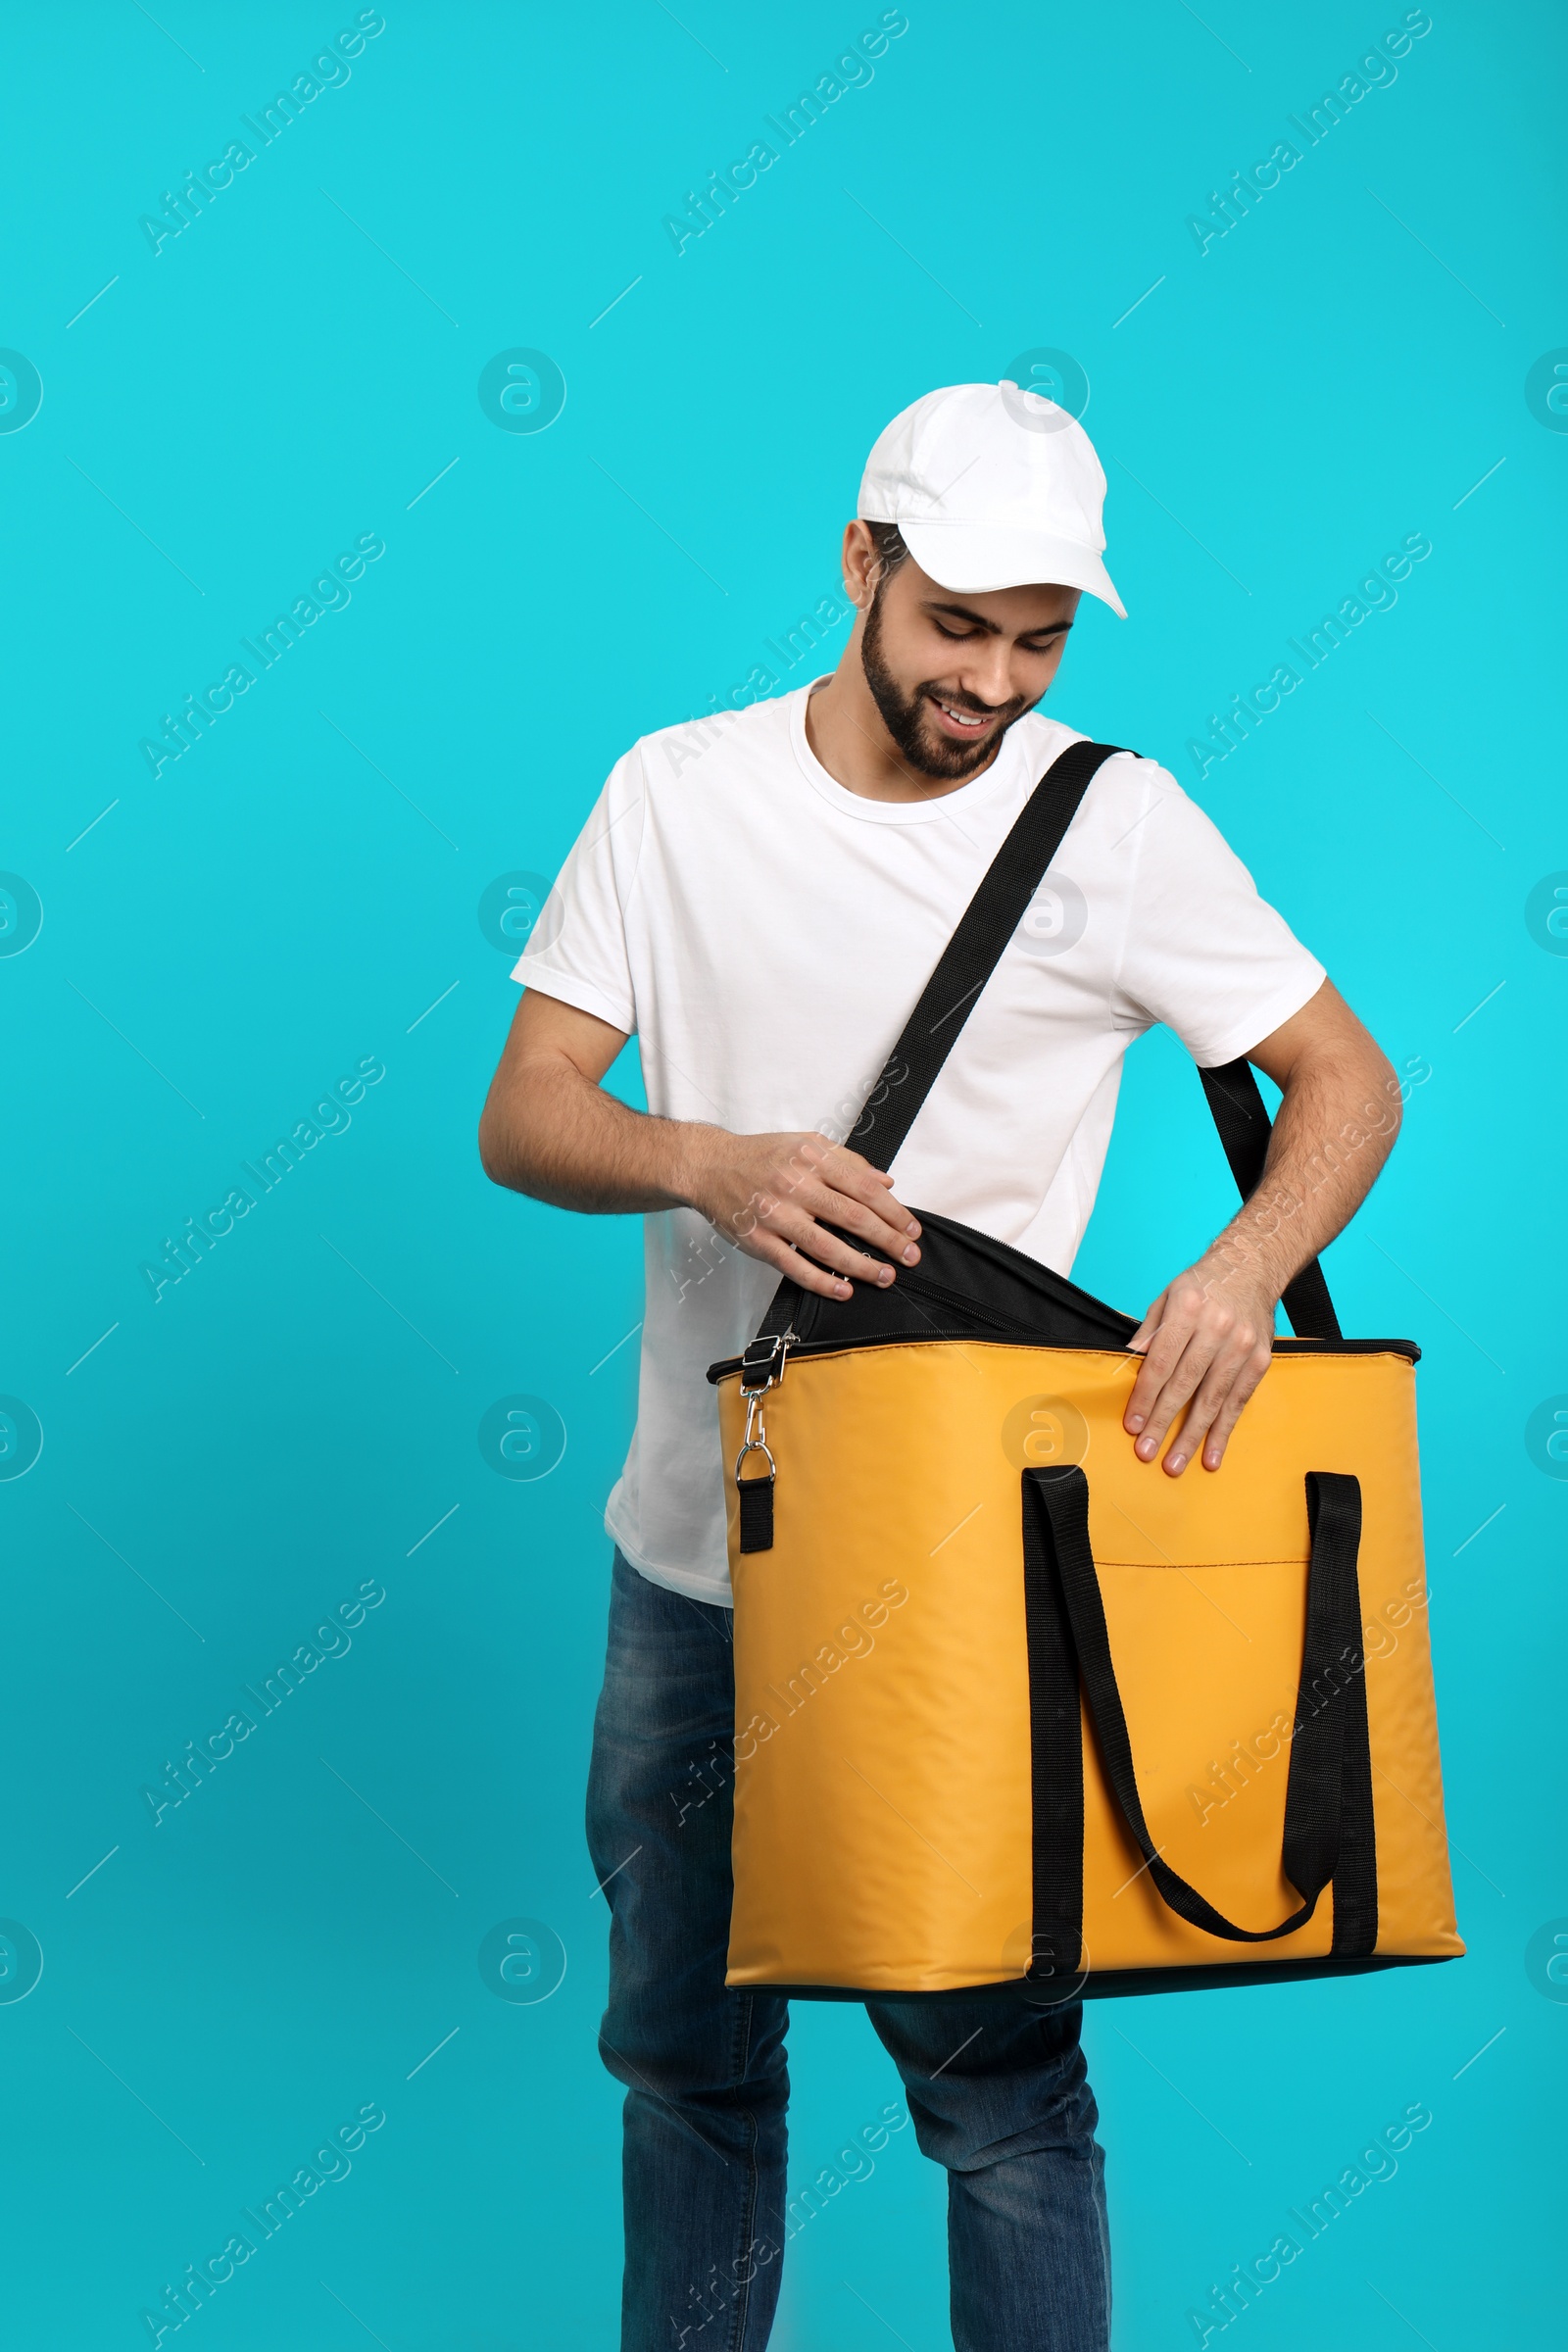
[{"xmin": 864, "ymin": 520, "xmax": 910, "ymax": 593}]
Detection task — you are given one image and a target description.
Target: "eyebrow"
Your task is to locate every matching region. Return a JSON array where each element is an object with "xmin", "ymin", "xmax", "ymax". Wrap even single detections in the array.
[{"xmin": 923, "ymin": 600, "xmax": 1074, "ymax": 642}]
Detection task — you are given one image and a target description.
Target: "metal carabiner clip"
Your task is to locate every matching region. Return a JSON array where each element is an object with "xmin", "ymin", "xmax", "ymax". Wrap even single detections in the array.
[
  {"xmin": 734, "ymin": 1392, "xmax": 776, "ymax": 1486},
  {"xmin": 734, "ymin": 1436, "xmax": 777, "ymax": 1484}
]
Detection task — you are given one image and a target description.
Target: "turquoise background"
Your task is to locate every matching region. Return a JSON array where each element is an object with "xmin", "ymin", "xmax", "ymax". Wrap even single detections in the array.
[{"xmin": 1, "ymin": 2, "xmax": 1563, "ymax": 2344}]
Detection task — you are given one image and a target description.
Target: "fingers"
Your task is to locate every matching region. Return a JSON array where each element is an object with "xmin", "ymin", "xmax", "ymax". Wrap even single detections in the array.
[
  {"xmin": 738, "ymin": 1138, "xmax": 920, "ymax": 1290},
  {"xmin": 1124, "ymin": 1288, "xmax": 1167, "ymax": 1355},
  {"xmin": 708, "ymin": 1132, "xmax": 923, "ymax": 1298},
  {"xmin": 1124, "ymin": 1284, "xmax": 1205, "ymax": 1436},
  {"xmin": 814, "ymin": 1143, "xmax": 921, "ymax": 1257},
  {"xmin": 1133, "ymin": 1333, "xmax": 1217, "ymax": 1471},
  {"xmin": 773, "ymin": 1203, "xmax": 902, "ymax": 1291},
  {"xmin": 1191, "ymin": 1348, "xmax": 1272, "ymax": 1471},
  {"xmin": 794, "ymin": 1180, "xmax": 922, "ymax": 1267},
  {"xmin": 736, "ymin": 1223, "xmax": 870, "ymax": 1301},
  {"xmin": 737, "ymin": 1186, "xmax": 907, "ymax": 1296},
  {"xmin": 1124, "ymin": 1277, "xmax": 1273, "ymax": 1476},
  {"xmin": 1161, "ymin": 1336, "xmax": 1269, "ymax": 1477}
]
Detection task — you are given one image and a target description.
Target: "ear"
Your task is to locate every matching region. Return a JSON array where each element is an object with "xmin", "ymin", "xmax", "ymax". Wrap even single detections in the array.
[{"xmin": 841, "ymin": 519, "xmax": 880, "ymax": 611}]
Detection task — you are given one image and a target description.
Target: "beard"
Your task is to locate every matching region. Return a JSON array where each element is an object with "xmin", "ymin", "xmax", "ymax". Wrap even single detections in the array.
[{"xmin": 859, "ymin": 586, "xmax": 1035, "ymax": 780}]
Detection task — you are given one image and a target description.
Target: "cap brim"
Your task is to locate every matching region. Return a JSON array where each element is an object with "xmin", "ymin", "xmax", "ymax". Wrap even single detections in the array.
[{"xmin": 898, "ymin": 519, "xmax": 1126, "ymax": 618}]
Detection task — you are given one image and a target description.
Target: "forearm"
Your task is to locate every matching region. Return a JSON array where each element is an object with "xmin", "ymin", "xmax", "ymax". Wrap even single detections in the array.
[
  {"xmin": 1201, "ymin": 1045, "xmax": 1401, "ymax": 1300},
  {"xmin": 1125, "ymin": 985, "xmax": 1403, "ymax": 1476},
  {"xmin": 477, "ymin": 996, "xmax": 920, "ymax": 1297},
  {"xmin": 479, "ymin": 1053, "xmax": 709, "ymax": 1214}
]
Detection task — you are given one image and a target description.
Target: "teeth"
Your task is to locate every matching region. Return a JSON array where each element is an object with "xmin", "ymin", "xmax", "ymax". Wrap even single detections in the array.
[{"xmin": 935, "ymin": 698, "xmax": 988, "ymax": 728}]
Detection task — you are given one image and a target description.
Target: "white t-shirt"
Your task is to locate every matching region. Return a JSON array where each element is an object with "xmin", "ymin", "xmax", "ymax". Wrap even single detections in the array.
[{"xmin": 515, "ymin": 679, "xmax": 1324, "ymax": 1604}]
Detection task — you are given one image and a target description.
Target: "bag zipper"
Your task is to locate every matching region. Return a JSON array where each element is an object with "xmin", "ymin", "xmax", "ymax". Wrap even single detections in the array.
[{"xmin": 710, "ymin": 1328, "xmax": 1419, "ymax": 1385}]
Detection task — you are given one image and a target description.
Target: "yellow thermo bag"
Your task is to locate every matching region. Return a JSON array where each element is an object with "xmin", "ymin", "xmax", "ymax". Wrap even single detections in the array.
[{"xmin": 709, "ymin": 742, "xmax": 1462, "ymax": 2000}]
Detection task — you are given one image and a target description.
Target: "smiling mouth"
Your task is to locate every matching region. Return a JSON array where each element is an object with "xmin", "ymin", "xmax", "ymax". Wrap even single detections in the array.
[{"xmin": 926, "ymin": 692, "xmax": 1000, "ymax": 737}]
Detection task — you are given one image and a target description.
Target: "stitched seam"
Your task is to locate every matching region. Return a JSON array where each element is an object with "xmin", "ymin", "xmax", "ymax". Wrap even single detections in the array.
[{"xmin": 1094, "ymin": 1555, "xmax": 1308, "ymax": 1570}]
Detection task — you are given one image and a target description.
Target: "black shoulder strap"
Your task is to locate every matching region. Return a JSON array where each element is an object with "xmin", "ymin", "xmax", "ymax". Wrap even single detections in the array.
[
  {"xmin": 847, "ymin": 739, "xmax": 1342, "ymax": 1342},
  {"xmin": 850, "ymin": 738, "xmax": 1126, "ymax": 1168}
]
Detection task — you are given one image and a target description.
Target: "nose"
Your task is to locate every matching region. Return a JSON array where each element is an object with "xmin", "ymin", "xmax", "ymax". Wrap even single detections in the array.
[{"xmin": 959, "ymin": 647, "xmax": 1016, "ymax": 709}]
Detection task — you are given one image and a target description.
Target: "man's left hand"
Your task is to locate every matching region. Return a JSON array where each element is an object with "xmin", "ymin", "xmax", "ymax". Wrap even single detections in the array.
[
  {"xmin": 1123, "ymin": 1261, "xmax": 1278, "ymax": 1476},
  {"xmin": 1119, "ymin": 982, "xmax": 1406, "ymax": 1473}
]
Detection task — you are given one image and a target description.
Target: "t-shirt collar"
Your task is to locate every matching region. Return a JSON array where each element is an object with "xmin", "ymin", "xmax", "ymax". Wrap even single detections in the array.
[{"xmin": 789, "ymin": 674, "xmax": 1036, "ymax": 826}]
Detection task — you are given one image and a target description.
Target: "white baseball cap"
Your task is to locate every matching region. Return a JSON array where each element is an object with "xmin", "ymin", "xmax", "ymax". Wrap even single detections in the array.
[{"xmin": 857, "ymin": 380, "xmax": 1126, "ymax": 618}]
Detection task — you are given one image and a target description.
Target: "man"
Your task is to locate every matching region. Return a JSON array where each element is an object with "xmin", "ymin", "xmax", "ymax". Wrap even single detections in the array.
[{"xmin": 478, "ymin": 382, "xmax": 1400, "ymax": 2351}]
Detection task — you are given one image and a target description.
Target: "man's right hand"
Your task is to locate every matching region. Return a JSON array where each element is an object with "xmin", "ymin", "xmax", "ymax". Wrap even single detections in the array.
[
  {"xmin": 679, "ymin": 1129, "xmax": 921, "ymax": 1300},
  {"xmin": 479, "ymin": 993, "xmax": 921, "ymax": 1297}
]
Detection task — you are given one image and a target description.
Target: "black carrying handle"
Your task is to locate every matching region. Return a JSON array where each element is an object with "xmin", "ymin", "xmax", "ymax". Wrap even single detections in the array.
[
  {"xmin": 845, "ymin": 739, "xmax": 1342, "ymax": 1341},
  {"xmin": 1022, "ymin": 1464, "xmax": 1373, "ymax": 1946}
]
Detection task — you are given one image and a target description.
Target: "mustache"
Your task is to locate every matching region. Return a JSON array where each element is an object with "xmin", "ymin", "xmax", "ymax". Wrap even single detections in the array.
[{"xmin": 920, "ymin": 682, "xmax": 1027, "ymax": 721}]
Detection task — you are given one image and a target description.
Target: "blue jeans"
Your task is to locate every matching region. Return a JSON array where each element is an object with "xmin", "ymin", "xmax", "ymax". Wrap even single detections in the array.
[{"xmin": 585, "ymin": 1549, "xmax": 1111, "ymax": 2351}]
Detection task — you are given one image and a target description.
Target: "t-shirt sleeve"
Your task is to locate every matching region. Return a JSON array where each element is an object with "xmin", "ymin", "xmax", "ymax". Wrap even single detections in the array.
[
  {"xmin": 1111, "ymin": 769, "xmax": 1326, "ymax": 1066},
  {"xmin": 512, "ymin": 747, "xmax": 646, "ymax": 1035}
]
